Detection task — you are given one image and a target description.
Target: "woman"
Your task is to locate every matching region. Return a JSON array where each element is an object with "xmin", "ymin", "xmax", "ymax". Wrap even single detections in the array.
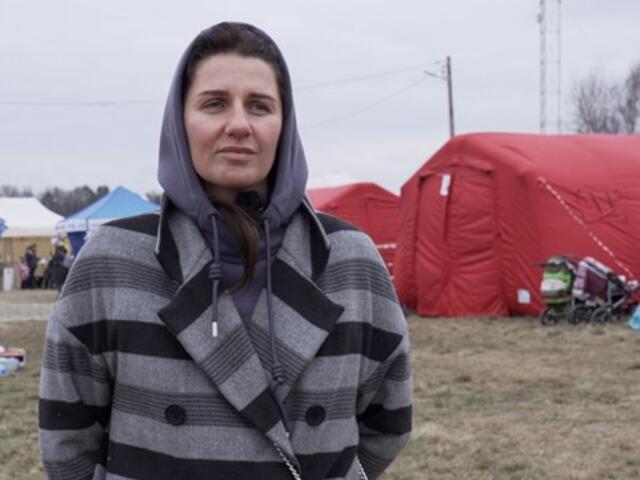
[{"xmin": 39, "ymin": 22, "xmax": 411, "ymax": 480}]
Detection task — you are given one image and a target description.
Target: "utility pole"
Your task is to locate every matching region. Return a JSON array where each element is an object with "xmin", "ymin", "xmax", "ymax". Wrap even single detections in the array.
[
  {"xmin": 446, "ymin": 56, "xmax": 455, "ymax": 137},
  {"xmin": 424, "ymin": 56, "xmax": 455, "ymax": 138}
]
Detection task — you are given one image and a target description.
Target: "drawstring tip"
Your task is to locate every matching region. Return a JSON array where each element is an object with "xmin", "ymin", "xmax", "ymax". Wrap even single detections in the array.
[
  {"xmin": 212, "ymin": 321, "xmax": 218, "ymax": 338},
  {"xmin": 272, "ymin": 363, "xmax": 285, "ymax": 386}
]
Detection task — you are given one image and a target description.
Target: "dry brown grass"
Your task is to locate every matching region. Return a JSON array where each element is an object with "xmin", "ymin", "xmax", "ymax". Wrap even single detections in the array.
[
  {"xmin": 389, "ymin": 316, "xmax": 640, "ymax": 480},
  {"xmin": 1, "ymin": 292, "xmax": 640, "ymax": 479},
  {"xmin": 0, "ymin": 319, "xmax": 47, "ymax": 480}
]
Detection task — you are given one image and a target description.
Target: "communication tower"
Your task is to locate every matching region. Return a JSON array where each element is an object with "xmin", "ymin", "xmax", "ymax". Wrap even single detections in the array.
[{"xmin": 538, "ymin": 0, "xmax": 562, "ymax": 133}]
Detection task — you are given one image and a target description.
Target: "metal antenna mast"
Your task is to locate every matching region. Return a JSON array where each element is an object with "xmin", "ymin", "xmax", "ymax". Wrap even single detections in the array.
[{"xmin": 538, "ymin": 0, "xmax": 562, "ymax": 133}]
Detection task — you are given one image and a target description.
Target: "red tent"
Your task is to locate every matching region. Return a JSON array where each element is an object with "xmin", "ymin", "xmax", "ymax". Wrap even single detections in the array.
[
  {"xmin": 394, "ymin": 132, "xmax": 640, "ymax": 317},
  {"xmin": 307, "ymin": 182, "xmax": 399, "ymax": 274}
]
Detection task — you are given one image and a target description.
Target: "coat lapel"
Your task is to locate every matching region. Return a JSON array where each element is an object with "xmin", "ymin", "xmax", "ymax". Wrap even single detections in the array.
[
  {"xmin": 155, "ymin": 205, "xmax": 295, "ymax": 460},
  {"xmin": 248, "ymin": 211, "xmax": 345, "ymax": 404}
]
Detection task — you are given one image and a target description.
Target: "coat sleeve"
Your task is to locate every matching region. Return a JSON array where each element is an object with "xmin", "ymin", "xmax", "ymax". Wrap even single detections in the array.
[
  {"xmin": 39, "ymin": 298, "xmax": 112, "ymax": 480},
  {"xmin": 351, "ymin": 242, "xmax": 412, "ymax": 480},
  {"xmin": 356, "ymin": 326, "xmax": 412, "ymax": 479}
]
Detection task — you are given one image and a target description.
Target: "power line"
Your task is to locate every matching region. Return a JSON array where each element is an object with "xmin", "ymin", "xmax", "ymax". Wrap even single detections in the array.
[
  {"xmin": 301, "ymin": 76, "xmax": 428, "ymax": 130},
  {"xmin": 295, "ymin": 61, "xmax": 441, "ymax": 91},
  {"xmin": 0, "ymin": 99, "xmax": 162, "ymax": 107},
  {"xmin": 0, "ymin": 61, "xmax": 442, "ymax": 108},
  {"xmin": 0, "ymin": 60, "xmax": 442, "ymax": 111}
]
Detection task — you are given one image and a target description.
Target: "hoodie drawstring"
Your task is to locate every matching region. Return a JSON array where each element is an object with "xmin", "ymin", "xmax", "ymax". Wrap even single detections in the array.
[
  {"xmin": 208, "ymin": 213, "xmax": 289, "ymax": 432},
  {"xmin": 264, "ymin": 218, "xmax": 284, "ymax": 388},
  {"xmin": 209, "ymin": 214, "xmax": 223, "ymax": 337}
]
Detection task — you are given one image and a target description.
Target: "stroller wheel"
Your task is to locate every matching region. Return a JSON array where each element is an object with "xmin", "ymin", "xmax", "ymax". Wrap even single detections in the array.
[
  {"xmin": 540, "ymin": 307, "xmax": 561, "ymax": 326},
  {"xmin": 591, "ymin": 307, "xmax": 612, "ymax": 324},
  {"xmin": 569, "ymin": 305, "xmax": 591, "ymax": 325}
]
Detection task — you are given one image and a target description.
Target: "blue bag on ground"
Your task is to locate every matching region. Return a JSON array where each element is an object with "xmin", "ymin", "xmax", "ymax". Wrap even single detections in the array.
[{"xmin": 629, "ymin": 305, "xmax": 640, "ymax": 331}]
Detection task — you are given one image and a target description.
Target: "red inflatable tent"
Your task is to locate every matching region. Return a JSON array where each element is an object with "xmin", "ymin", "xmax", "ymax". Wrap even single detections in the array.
[
  {"xmin": 307, "ymin": 182, "xmax": 399, "ymax": 274},
  {"xmin": 394, "ymin": 132, "xmax": 640, "ymax": 317}
]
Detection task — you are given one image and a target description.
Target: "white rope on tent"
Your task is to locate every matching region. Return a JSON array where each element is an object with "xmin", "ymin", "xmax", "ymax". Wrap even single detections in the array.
[{"xmin": 539, "ymin": 176, "xmax": 636, "ymax": 281}]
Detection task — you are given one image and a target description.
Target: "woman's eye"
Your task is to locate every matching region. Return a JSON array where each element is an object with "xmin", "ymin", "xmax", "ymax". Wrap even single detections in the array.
[
  {"xmin": 203, "ymin": 100, "xmax": 225, "ymax": 110},
  {"xmin": 248, "ymin": 102, "xmax": 270, "ymax": 114}
]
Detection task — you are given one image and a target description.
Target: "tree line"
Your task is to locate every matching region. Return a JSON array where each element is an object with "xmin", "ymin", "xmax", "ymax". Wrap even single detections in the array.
[
  {"xmin": 572, "ymin": 62, "xmax": 640, "ymax": 133},
  {"xmin": 0, "ymin": 185, "xmax": 163, "ymax": 217}
]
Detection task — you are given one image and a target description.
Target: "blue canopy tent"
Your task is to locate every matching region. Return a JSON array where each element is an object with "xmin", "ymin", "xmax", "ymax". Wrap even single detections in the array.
[
  {"xmin": 0, "ymin": 217, "xmax": 6, "ymax": 237},
  {"xmin": 56, "ymin": 186, "xmax": 159, "ymax": 254}
]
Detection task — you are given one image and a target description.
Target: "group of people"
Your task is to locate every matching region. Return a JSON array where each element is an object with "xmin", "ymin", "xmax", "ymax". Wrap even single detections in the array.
[{"xmin": 19, "ymin": 243, "xmax": 72, "ymax": 290}]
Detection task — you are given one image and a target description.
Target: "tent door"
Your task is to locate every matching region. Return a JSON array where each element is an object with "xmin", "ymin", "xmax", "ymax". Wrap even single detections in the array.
[{"xmin": 416, "ymin": 167, "xmax": 506, "ymax": 316}]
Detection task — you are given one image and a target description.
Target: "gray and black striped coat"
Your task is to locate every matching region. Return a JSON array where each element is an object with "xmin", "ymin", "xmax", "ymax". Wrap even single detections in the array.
[{"xmin": 39, "ymin": 203, "xmax": 412, "ymax": 479}]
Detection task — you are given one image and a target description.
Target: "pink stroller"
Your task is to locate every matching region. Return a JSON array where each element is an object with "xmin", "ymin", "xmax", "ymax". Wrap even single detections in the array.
[{"xmin": 570, "ymin": 257, "xmax": 638, "ymax": 324}]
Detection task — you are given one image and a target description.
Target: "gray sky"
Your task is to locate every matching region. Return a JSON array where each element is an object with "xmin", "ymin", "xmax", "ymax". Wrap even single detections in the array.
[{"xmin": 1, "ymin": 0, "xmax": 639, "ymax": 195}]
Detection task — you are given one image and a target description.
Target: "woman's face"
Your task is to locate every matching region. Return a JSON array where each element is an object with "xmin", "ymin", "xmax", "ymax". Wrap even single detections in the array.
[{"xmin": 183, "ymin": 53, "xmax": 283, "ymax": 203}]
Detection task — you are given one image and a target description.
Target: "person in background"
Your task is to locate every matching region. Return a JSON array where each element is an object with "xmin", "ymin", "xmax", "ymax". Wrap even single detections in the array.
[
  {"xmin": 23, "ymin": 244, "xmax": 38, "ymax": 289},
  {"xmin": 39, "ymin": 22, "xmax": 412, "ymax": 479},
  {"xmin": 47, "ymin": 245, "xmax": 69, "ymax": 290},
  {"xmin": 18, "ymin": 257, "xmax": 29, "ymax": 289}
]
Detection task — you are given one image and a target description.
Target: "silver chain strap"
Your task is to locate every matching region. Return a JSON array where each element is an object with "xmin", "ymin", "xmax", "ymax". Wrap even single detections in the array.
[
  {"xmin": 356, "ymin": 457, "xmax": 369, "ymax": 480},
  {"xmin": 274, "ymin": 443, "xmax": 368, "ymax": 480},
  {"xmin": 274, "ymin": 443, "xmax": 303, "ymax": 480}
]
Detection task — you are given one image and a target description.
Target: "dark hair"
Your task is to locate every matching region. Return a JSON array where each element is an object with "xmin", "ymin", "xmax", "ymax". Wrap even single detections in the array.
[
  {"xmin": 184, "ymin": 23, "xmax": 286, "ymax": 290},
  {"xmin": 183, "ymin": 22, "xmax": 288, "ymax": 111},
  {"xmin": 216, "ymin": 203, "xmax": 261, "ymax": 291}
]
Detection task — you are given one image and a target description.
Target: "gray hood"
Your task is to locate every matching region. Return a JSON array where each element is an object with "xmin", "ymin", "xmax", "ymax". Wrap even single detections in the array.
[
  {"xmin": 157, "ymin": 22, "xmax": 308, "ymax": 235},
  {"xmin": 156, "ymin": 24, "xmax": 309, "ymax": 420}
]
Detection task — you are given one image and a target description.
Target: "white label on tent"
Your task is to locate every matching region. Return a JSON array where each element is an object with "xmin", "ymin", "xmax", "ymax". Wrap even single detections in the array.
[
  {"xmin": 517, "ymin": 289, "xmax": 531, "ymax": 304},
  {"xmin": 440, "ymin": 174, "xmax": 451, "ymax": 196}
]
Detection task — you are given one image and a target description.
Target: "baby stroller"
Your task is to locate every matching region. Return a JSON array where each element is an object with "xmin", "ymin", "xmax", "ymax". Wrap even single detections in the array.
[
  {"xmin": 539, "ymin": 256, "xmax": 577, "ymax": 325},
  {"xmin": 569, "ymin": 256, "xmax": 638, "ymax": 324}
]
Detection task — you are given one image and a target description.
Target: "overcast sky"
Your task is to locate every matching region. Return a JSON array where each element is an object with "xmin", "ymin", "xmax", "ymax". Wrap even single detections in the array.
[{"xmin": 1, "ymin": 0, "xmax": 639, "ymax": 196}]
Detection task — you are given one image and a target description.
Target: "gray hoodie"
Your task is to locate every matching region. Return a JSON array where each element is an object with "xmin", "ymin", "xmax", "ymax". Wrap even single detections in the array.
[{"xmin": 157, "ymin": 23, "xmax": 308, "ymax": 405}]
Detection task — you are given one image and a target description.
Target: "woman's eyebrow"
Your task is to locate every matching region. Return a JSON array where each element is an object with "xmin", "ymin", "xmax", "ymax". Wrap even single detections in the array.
[
  {"xmin": 196, "ymin": 90, "xmax": 276, "ymax": 103},
  {"xmin": 247, "ymin": 92, "xmax": 277, "ymax": 102},
  {"xmin": 197, "ymin": 89, "xmax": 228, "ymax": 97}
]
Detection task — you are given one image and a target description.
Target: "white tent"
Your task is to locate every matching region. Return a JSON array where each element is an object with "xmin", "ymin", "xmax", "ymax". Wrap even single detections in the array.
[
  {"xmin": 0, "ymin": 198, "xmax": 63, "ymax": 289},
  {"xmin": 0, "ymin": 198, "xmax": 62, "ymax": 237}
]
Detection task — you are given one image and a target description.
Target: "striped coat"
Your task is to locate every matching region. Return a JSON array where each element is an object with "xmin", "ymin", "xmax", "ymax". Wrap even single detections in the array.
[{"xmin": 39, "ymin": 202, "xmax": 412, "ymax": 480}]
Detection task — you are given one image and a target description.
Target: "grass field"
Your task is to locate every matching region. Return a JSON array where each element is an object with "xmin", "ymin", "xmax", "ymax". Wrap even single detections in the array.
[{"xmin": 1, "ymin": 291, "xmax": 640, "ymax": 479}]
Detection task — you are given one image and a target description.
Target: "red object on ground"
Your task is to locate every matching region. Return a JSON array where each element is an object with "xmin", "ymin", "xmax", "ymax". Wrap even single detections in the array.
[
  {"xmin": 394, "ymin": 132, "xmax": 640, "ymax": 317},
  {"xmin": 307, "ymin": 182, "xmax": 399, "ymax": 274}
]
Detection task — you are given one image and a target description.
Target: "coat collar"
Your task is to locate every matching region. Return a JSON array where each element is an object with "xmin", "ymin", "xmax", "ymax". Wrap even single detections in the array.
[
  {"xmin": 154, "ymin": 196, "xmax": 331, "ymax": 283},
  {"xmin": 154, "ymin": 198, "xmax": 343, "ymax": 462}
]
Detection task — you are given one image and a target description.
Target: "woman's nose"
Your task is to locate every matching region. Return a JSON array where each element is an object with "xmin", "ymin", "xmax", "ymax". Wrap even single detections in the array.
[{"xmin": 225, "ymin": 106, "xmax": 251, "ymax": 137}]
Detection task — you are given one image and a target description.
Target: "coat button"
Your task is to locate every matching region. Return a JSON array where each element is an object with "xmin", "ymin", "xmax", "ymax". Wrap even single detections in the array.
[
  {"xmin": 305, "ymin": 405, "xmax": 326, "ymax": 426},
  {"xmin": 165, "ymin": 404, "xmax": 186, "ymax": 426}
]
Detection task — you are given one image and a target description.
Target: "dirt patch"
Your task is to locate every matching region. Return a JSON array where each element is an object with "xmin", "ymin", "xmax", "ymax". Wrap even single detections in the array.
[{"xmin": 1, "ymin": 295, "xmax": 640, "ymax": 479}]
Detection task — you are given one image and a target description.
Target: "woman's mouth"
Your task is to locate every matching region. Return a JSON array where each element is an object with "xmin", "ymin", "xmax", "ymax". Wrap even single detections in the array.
[{"xmin": 218, "ymin": 146, "xmax": 256, "ymax": 154}]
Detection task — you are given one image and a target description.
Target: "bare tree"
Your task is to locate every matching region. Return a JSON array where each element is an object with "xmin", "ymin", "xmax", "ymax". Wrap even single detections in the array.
[
  {"xmin": 572, "ymin": 73, "xmax": 623, "ymax": 133},
  {"xmin": 619, "ymin": 63, "xmax": 640, "ymax": 133},
  {"xmin": 571, "ymin": 63, "xmax": 640, "ymax": 134},
  {"xmin": 40, "ymin": 185, "xmax": 110, "ymax": 216},
  {"xmin": 0, "ymin": 185, "xmax": 33, "ymax": 197}
]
